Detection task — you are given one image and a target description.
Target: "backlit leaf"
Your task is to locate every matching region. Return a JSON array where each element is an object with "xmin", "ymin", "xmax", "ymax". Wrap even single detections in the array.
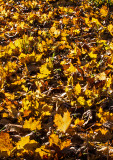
[{"xmin": 54, "ymin": 111, "xmax": 72, "ymax": 133}]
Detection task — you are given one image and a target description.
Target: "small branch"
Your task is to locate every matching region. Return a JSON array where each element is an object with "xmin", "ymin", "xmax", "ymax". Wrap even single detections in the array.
[
  {"xmin": 86, "ymin": 131, "xmax": 89, "ymax": 160},
  {"xmin": 107, "ymin": 140, "xmax": 109, "ymax": 160}
]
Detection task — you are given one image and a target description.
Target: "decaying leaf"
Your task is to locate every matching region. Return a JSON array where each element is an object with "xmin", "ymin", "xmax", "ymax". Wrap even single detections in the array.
[{"xmin": 0, "ymin": 132, "xmax": 13, "ymax": 157}]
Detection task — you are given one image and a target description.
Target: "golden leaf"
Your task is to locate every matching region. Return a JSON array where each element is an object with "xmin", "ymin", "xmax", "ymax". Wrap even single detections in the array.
[
  {"xmin": 54, "ymin": 111, "xmax": 71, "ymax": 133},
  {"xmin": 16, "ymin": 136, "xmax": 37, "ymax": 150},
  {"xmin": 74, "ymin": 83, "xmax": 81, "ymax": 95},
  {"xmin": 50, "ymin": 26, "xmax": 56, "ymax": 33},
  {"xmin": 37, "ymin": 63, "xmax": 51, "ymax": 79},
  {"xmin": 106, "ymin": 76, "xmax": 112, "ymax": 88},
  {"xmin": 77, "ymin": 96, "xmax": 85, "ymax": 105},
  {"xmin": 85, "ymin": 89, "xmax": 92, "ymax": 98},
  {"xmin": 95, "ymin": 128, "xmax": 108, "ymax": 135},
  {"xmin": 60, "ymin": 139, "xmax": 71, "ymax": 150},
  {"xmin": 74, "ymin": 118, "xmax": 84, "ymax": 127},
  {"xmin": 88, "ymin": 51, "xmax": 97, "ymax": 59},
  {"xmin": 23, "ymin": 110, "xmax": 31, "ymax": 117},
  {"xmin": 2, "ymin": 113, "xmax": 9, "ymax": 118},
  {"xmin": 87, "ymin": 99, "xmax": 92, "ymax": 107},
  {"xmin": 35, "ymin": 145, "xmax": 51, "ymax": 159},
  {"xmin": 100, "ymin": 6, "xmax": 108, "ymax": 17},
  {"xmin": 66, "ymin": 63, "xmax": 77, "ymax": 75},
  {"xmin": 67, "ymin": 76, "xmax": 73, "ymax": 86},
  {"xmin": 35, "ymin": 53, "xmax": 43, "ymax": 62},
  {"xmin": 110, "ymin": 42, "xmax": 113, "ymax": 50},
  {"xmin": 14, "ymin": 39, "xmax": 22, "ymax": 48},
  {"xmin": 23, "ymin": 117, "xmax": 41, "ymax": 131},
  {"xmin": 49, "ymin": 133, "xmax": 61, "ymax": 146},
  {"xmin": 91, "ymin": 18, "xmax": 101, "ymax": 26},
  {"xmin": 108, "ymin": 24, "xmax": 113, "ymax": 36}
]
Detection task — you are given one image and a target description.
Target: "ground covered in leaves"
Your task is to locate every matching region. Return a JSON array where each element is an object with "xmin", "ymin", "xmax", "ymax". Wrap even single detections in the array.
[{"xmin": 0, "ymin": 0, "xmax": 113, "ymax": 159}]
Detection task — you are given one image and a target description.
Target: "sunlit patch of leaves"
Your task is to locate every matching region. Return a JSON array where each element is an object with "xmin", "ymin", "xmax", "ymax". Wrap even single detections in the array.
[{"xmin": 1, "ymin": 0, "xmax": 113, "ymax": 159}]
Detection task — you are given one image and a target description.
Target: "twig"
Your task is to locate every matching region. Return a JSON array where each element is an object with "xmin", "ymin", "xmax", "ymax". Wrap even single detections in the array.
[
  {"xmin": 107, "ymin": 140, "xmax": 109, "ymax": 160},
  {"xmin": 86, "ymin": 131, "xmax": 89, "ymax": 160}
]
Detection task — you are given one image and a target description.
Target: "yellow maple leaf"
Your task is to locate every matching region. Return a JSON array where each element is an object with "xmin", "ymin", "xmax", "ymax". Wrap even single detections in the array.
[
  {"xmin": 49, "ymin": 133, "xmax": 61, "ymax": 146},
  {"xmin": 73, "ymin": 29, "xmax": 80, "ymax": 35},
  {"xmin": 100, "ymin": 5, "xmax": 108, "ymax": 17},
  {"xmin": 13, "ymin": 12, "xmax": 19, "ymax": 20},
  {"xmin": 87, "ymin": 99, "xmax": 92, "ymax": 107},
  {"xmin": 74, "ymin": 118, "xmax": 84, "ymax": 127},
  {"xmin": 50, "ymin": 26, "xmax": 56, "ymax": 33},
  {"xmin": 74, "ymin": 83, "xmax": 81, "ymax": 95},
  {"xmin": 95, "ymin": 128, "xmax": 108, "ymax": 135},
  {"xmin": 0, "ymin": 132, "xmax": 13, "ymax": 157},
  {"xmin": 35, "ymin": 145, "xmax": 51, "ymax": 159},
  {"xmin": 23, "ymin": 117, "xmax": 41, "ymax": 131},
  {"xmin": 14, "ymin": 39, "xmax": 22, "ymax": 48},
  {"xmin": 16, "ymin": 136, "xmax": 30, "ymax": 150},
  {"xmin": 84, "ymin": 17, "xmax": 92, "ymax": 27},
  {"xmin": 10, "ymin": 42, "xmax": 15, "ymax": 49},
  {"xmin": 54, "ymin": 111, "xmax": 72, "ymax": 133},
  {"xmin": 77, "ymin": 96, "xmax": 85, "ymax": 105},
  {"xmin": 35, "ymin": 53, "xmax": 43, "ymax": 62},
  {"xmin": 60, "ymin": 139, "xmax": 71, "ymax": 150},
  {"xmin": 37, "ymin": 63, "xmax": 51, "ymax": 79},
  {"xmin": 66, "ymin": 63, "xmax": 77, "ymax": 74},
  {"xmin": 106, "ymin": 76, "xmax": 112, "ymax": 88},
  {"xmin": 5, "ymin": 61, "xmax": 17, "ymax": 73},
  {"xmin": 110, "ymin": 42, "xmax": 113, "ymax": 50},
  {"xmin": 85, "ymin": 89, "xmax": 92, "ymax": 98},
  {"xmin": 16, "ymin": 136, "xmax": 37, "ymax": 150},
  {"xmin": 91, "ymin": 18, "xmax": 101, "ymax": 26},
  {"xmin": 108, "ymin": 24, "xmax": 113, "ymax": 36},
  {"xmin": 88, "ymin": 51, "xmax": 97, "ymax": 59}
]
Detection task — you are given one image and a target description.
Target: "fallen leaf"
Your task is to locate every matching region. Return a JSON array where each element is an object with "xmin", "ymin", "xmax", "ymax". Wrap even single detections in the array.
[{"xmin": 54, "ymin": 111, "xmax": 72, "ymax": 133}]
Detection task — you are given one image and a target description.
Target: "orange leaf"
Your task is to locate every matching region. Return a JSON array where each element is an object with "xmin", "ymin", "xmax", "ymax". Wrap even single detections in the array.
[
  {"xmin": 0, "ymin": 132, "xmax": 13, "ymax": 157},
  {"xmin": 60, "ymin": 139, "xmax": 71, "ymax": 150},
  {"xmin": 100, "ymin": 6, "xmax": 108, "ymax": 17}
]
